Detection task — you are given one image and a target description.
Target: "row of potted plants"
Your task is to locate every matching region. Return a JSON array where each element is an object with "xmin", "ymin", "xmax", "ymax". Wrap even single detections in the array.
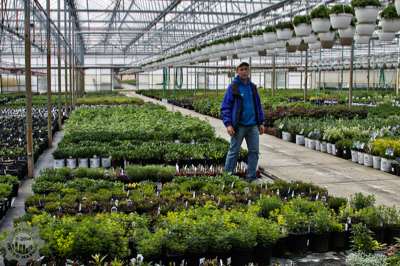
[
  {"xmin": 274, "ymin": 115, "xmax": 400, "ymax": 174},
  {"xmin": 18, "ymin": 167, "xmax": 400, "ymax": 265}
]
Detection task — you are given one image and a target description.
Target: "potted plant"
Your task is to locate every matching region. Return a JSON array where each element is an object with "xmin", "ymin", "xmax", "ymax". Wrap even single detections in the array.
[
  {"xmin": 330, "ymin": 4, "xmax": 354, "ymax": 29},
  {"xmin": 319, "ymin": 28, "xmax": 336, "ymax": 48},
  {"xmin": 354, "ymin": 34, "xmax": 370, "ymax": 44},
  {"xmin": 308, "ymin": 40, "xmax": 322, "ymax": 50},
  {"xmin": 309, "ymin": 207, "xmax": 339, "ymax": 253},
  {"xmin": 252, "ymin": 29, "xmax": 265, "ymax": 46},
  {"xmin": 351, "ymin": 0, "xmax": 381, "ymax": 23},
  {"xmin": 303, "ymin": 32, "xmax": 318, "ymax": 43},
  {"xmin": 66, "ymin": 156, "xmax": 77, "ymax": 169},
  {"xmin": 311, "ymin": 5, "xmax": 331, "ymax": 33},
  {"xmin": 263, "ymin": 25, "xmax": 277, "ymax": 43},
  {"xmin": 287, "ymin": 32, "xmax": 302, "ymax": 51},
  {"xmin": 90, "ymin": 155, "xmax": 101, "ymax": 168},
  {"xmin": 380, "ymin": 4, "xmax": 400, "ymax": 32},
  {"xmin": 101, "ymin": 156, "xmax": 112, "ymax": 168},
  {"xmin": 355, "ymin": 21, "xmax": 376, "ymax": 36},
  {"xmin": 293, "ymin": 15, "xmax": 312, "ymax": 37},
  {"xmin": 52, "ymin": 150, "xmax": 65, "ymax": 169},
  {"xmin": 363, "ymin": 143, "xmax": 373, "ymax": 167},
  {"xmin": 396, "ymin": 0, "xmax": 400, "ymax": 16},
  {"xmin": 339, "ymin": 19, "xmax": 356, "ymax": 45},
  {"xmin": 276, "ymin": 21, "xmax": 294, "ymax": 40}
]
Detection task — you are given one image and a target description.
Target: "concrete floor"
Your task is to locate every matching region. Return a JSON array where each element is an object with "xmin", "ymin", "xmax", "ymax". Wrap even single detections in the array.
[
  {"xmin": 125, "ymin": 90, "xmax": 400, "ymax": 207},
  {"xmin": 0, "ymin": 131, "xmax": 64, "ymax": 232}
]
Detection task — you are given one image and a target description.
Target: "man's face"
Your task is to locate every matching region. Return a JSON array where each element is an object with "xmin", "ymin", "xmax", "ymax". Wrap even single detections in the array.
[{"xmin": 237, "ymin": 66, "xmax": 249, "ymax": 80}]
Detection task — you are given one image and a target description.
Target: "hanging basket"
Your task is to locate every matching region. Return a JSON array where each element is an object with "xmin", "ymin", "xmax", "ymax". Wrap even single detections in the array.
[
  {"xmin": 355, "ymin": 23, "xmax": 376, "ymax": 36},
  {"xmin": 377, "ymin": 31, "xmax": 396, "ymax": 42},
  {"xmin": 330, "ymin": 13, "xmax": 353, "ymax": 29},
  {"xmin": 263, "ymin": 32, "xmax": 277, "ymax": 43},
  {"xmin": 297, "ymin": 41, "xmax": 309, "ymax": 51},
  {"xmin": 294, "ymin": 23, "xmax": 312, "ymax": 37},
  {"xmin": 308, "ymin": 41, "xmax": 322, "ymax": 50},
  {"xmin": 288, "ymin": 37, "xmax": 302, "ymax": 46},
  {"xmin": 276, "ymin": 28, "xmax": 293, "ymax": 40},
  {"xmin": 318, "ymin": 31, "xmax": 335, "ymax": 41},
  {"xmin": 338, "ymin": 27, "xmax": 355, "ymax": 38},
  {"xmin": 354, "ymin": 35, "xmax": 370, "ymax": 44},
  {"xmin": 286, "ymin": 45, "xmax": 298, "ymax": 53},
  {"xmin": 303, "ymin": 34, "xmax": 318, "ymax": 43},
  {"xmin": 354, "ymin": 6, "xmax": 379, "ymax": 23},
  {"xmin": 321, "ymin": 40, "xmax": 335, "ymax": 49},
  {"xmin": 396, "ymin": 0, "xmax": 400, "ymax": 16},
  {"xmin": 381, "ymin": 18, "xmax": 400, "ymax": 32},
  {"xmin": 311, "ymin": 18, "xmax": 331, "ymax": 33},
  {"xmin": 340, "ymin": 37, "xmax": 353, "ymax": 46},
  {"xmin": 252, "ymin": 35, "xmax": 265, "ymax": 46}
]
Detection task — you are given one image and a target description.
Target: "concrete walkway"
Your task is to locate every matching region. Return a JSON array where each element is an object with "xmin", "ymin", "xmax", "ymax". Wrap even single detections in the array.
[
  {"xmin": 125, "ymin": 90, "xmax": 400, "ymax": 207},
  {"xmin": 0, "ymin": 131, "xmax": 64, "ymax": 232}
]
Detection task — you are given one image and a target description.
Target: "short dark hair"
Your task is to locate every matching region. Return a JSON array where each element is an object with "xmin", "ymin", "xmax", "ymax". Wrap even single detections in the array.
[{"xmin": 236, "ymin": 62, "xmax": 250, "ymax": 69}]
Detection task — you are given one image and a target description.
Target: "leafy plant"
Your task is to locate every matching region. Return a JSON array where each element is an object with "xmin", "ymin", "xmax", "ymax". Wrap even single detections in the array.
[
  {"xmin": 350, "ymin": 223, "xmax": 382, "ymax": 253},
  {"xmin": 264, "ymin": 25, "xmax": 276, "ymax": 32},
  {"xmin": 380, "ymin": 4, "xmax": 400, "ymax": 19},
  {"xmin": 330, "ymin": 4, "xmax": 354, "ymax": 15},
  {"xmin": 293, "ymin": 15, "xmax": 311, "ymax": 26},
  {"xmin": 346, "ymin": 252, "xmax": 387, "ymax": 266},
  {"xmin": 276, "ymin": 21, "xmax": 294, "ymax": 30},
  {"xmin": 351, "ymin": 0, "xmax": 381, "ymax": 8},
  {"xmin": 0, "ymin": 183, "xmax": 12, "ymax": 199},
  {"xmin": 310, "ymin": 5, "xmax": 330, "ymax": 19},
  {"xmin": 350, "ymin": 193, "xmax": 376, "ymax": 211},
  {"xmin": 257, "ymin": 196, "xmax": 283, "ymax": 218}
]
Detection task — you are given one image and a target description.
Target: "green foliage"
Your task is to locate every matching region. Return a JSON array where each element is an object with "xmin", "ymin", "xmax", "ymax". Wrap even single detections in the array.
[
  {"xmin": 350, "ymin": 223, "xmax": 382, "ymax": 253},
  {"xmin": 264, "ymin": 25, "xmax": 276, "ymax": 32},
  {"xmin": 0, "ymin": 183, "xmax": 12, "ymax": 198},
  {"xmin": 346, "ymin": 252, "xmax": 387, "ymax": 266},
  {"xmin": 293, "ymin": 15, "xmax": 311, "ymax": 26},
  {"xmin": 77, "ymin": 96, "xmax": 144, "ymax": 106},
  {"xmin": 125, "ymin": 164, "xmax": 176, "ymax": 183},
  {"xmin": 310, "ymin": 5, "xmax": 330, "ymax": 19},
  {"xmin": 329, "ymin": 4, "xmax": 354, "ymax": 14},
  {"xmin": 276, "ymin": 21, "xmax": 294, "ymax": 30},
  {"xmin": 351, "ymin": 0, "xmax": 381, "ymax": 8},
  {"xmin": 350, "ymin": 193, "xmax": 376, "ymax": 211},
  {"xmin": 257, "ymin": 196, "xmax": 282, "ymax": 218},
  {"xmin": 380, "ymin": 4, "xmax": 400, "ymax": 19}
]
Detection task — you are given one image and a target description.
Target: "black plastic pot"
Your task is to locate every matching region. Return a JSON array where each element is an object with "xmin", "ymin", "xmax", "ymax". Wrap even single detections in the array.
[
  {"xmin": 287, "ymin": 233, "xmax": 309, "ymax": 254},
  {"xmin": 230, "ymin": 248, "xmax": 253, "ymax": 266},
  {"xmin": 309, "ymin": 232, "xmax": 330, "ymax": 253},
  {"xmin": 253, "ymin": 245, "xmax": 272, "ymax": 266},
  {"xmin": 329, "ymin": 231, "xmax": 347, "ymax": 251},
  {"xmin": 272, "ymin": 236, "xmax": 289, "ymax": 257},
  {"xmin": 371, "ymin": 227, "xmax": 385, "ymax": 243},
  {"xmin": 385, "ymin": 226, "xmax": 400, "ymax": 244}
]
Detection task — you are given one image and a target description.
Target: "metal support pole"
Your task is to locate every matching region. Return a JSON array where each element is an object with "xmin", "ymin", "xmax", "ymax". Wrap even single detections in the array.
[
  {"xmin": 216, "ymin": 62, "xmax": 219, "ymax": 95},
  {"xmin": 367, "ymin": 39, "xmax": 371, "ymax": 91},
  {"xmin": 25, "ymin": 0, "xmax": 34, "ymax": 178},
  {"xmin": 46, "ymin": 0, "xmax": 52, "ymax": 148},
  {"xmin": 304, "ymin": 50, "xmax": 308, "ymax": 103},
  {"xmin": 318, "ymin": 49, "xmax": 322, "ymax": 90},
  {"xmin": 300, "ymin": 52, "xmax": 303, "ymax": 91},
  {"xmin": 341, "ymin": 47, "xmax": 344, "ymax": 90},
  {"xmin": 349, "ymin": 42, "xmax": 354, "ymax": 107},
  {"xmin": 272, "ymin": 53, "xmax": 276, "ymax": 96},
  {"xmin": 57, "ymin": 0, "xmax": 62, "ymax": 129},
  {"xmin": 69, "ymin": 12, "xmax": 73, "ymax": 108},
  {"xmin": 64, "ymin": 0, "xmax": 68, "ymax": 112}
]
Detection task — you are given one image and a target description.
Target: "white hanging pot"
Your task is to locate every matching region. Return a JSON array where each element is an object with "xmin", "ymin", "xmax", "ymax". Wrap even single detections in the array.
[
  {"xmin": 318, "ymin": 31, "xmax": 335, "ymax": 41},
  {"xmin": 54, "ymin": 159, "xmax": 65, "ymax": 169},
  {"xmin": 78, "ymin": 158, "xmax": 89, "ymax": 168},
  {"xmin": 330, "ymin": 13, "xmax": 353, "ymax": 29},
  {"xmin": 351, "ymin": 150, "xmax": 358, "ymax": 162},
  {"xmin": 308, "ymin": 41, "xmax": 322, "ymax": 50},
  {"xmin": 315, "ymin": 140, "xmax": 321, "ymax": 151},
  {"xmin": 274, "ymin": 40, "xmax": 286, "ymax": 48},
  {"xmin": 294, "ymin": 23, "xmax": 312, "ymax": 37},
  {"xmin": 101, "ymin": 157, "xmax": 112, "ymax": 168},
  {"xmin": 364, "ymin": 154, "xmax": 373, "ymax": 167},
  {"xmin": 66, "ymin": 157, "xmax": 77, "ymax": 169},
  {"xmin": 303, "ymin": 34, "xmax": 318, "ymax": 43},
  {"xmin": 327, "ymin": 143, "xmax": 332, "ymax": 154},
  {"xmin": 372, "ymin": 156, "xmax": 381, "ymax": 169},
  {"xmin": 355, "ymin": 35, "xmax": 370, "ymax": 44},
  {"xmin": 320, "ymin": 142, "xmax": 328, "ymax": 153},
  {"xmin": 263, "ymin": 32, "xmax": 277, "ymax": 43},
  {"xmin": 377, "ymin": 31, "xmax": 396, "ymax": 42},
  {"xmin": 90, "ymin": 156, "xmax": 100, "ymax": 168},
  {"xmin": 288, "ymin": 37, "xmax": 302, "ymax": 46},
  {"xmin": 354, "ymin": 6, "xmax": 379, "ymax": 23},
  {"xmin": 276, "ymin": 28, "xmax": 293, "ymax": 40},
  {"xmin": 311, "ymin": 18, "xmax": 331, "ymax": 33},
  {"xmin": 380, "ymin": 158, "xmax": 392, "ymax": 172},
  {"xmin": 282, "ymin": 132, "xmax": 292, "ymax": 142},
  {"xmin": 240, "ymin": 37, "xmax": 253, "ymax": 48},
  {"xmin": 356, "ymin": 23, "xmax": 376, "ymax": 36},
  {"xmin": 309, "ymin": 139, "xmax": 316, "ymax": 150},
  {"xmin": 305, "ymin": 138, "xmax": 310, "ymax": 148},
  {"xmin": 358, "ymin": 152, "xmax": 365, "ymax": 165},
  {"xmin": 396, "ymin": 0, "xmax": 400, "ymax": 16},
  {"xmin": 332, "ymin": 144, "xmax": 337, "ymax": 156},
  {"xmin": 338, "ymin": 27, "xmax": 355, "ymax": 38},
  {"xmin": 381, "ymin": 18, "xmax": 400, "ymax": 32},
  {"xmin": 296, "ymin": 135, "xmax": 305, "ymax": 145},
  {"xmin": 252, "ymin": 35, "xmax": 264, "ymax": 46}
]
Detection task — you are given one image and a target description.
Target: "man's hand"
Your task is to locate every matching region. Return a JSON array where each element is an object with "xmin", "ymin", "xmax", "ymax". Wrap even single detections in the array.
[
  {"xmin": 259, "ymin": 125, "xmax": 265, "ymax": 135},
  {"xmin": 227, "ymin": 125, "xmax": 235, "ymax": 136}
]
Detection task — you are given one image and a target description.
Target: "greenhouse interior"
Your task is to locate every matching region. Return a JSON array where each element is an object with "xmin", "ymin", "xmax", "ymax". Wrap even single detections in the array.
[{"xmin": 2, "ymin": 0, "xmax": 400, "ymax": 265}]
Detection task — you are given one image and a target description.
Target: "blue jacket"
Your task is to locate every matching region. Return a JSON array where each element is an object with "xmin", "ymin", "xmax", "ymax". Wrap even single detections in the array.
[{"xmin": 221, "ymin": 76, "xmax": 265, "ymax": 129}]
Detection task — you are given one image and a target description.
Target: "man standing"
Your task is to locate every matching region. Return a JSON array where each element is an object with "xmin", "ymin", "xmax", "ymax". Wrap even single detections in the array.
[{"xmin": 221, "ymin": 62, "xmax": 265, "ymax": 181}]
